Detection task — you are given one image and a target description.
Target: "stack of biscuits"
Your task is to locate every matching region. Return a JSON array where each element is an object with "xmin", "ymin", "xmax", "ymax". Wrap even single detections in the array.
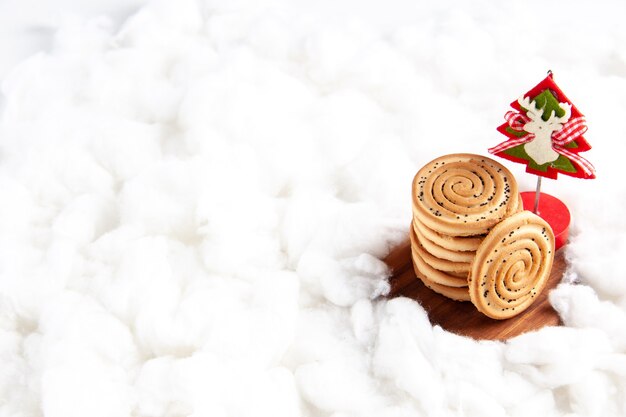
[
  {"xmin": 409, "ymin": 153, "xmax": 557, "ymax": 319},
  {"xmin": 410, "ymin": 153, "xmax": 523, "ymax": 302}
]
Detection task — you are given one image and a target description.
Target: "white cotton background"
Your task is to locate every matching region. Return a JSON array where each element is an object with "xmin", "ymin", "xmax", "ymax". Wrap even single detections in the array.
[{"xmin": 1, "ymin": 0, "xmax": 625, "ymax": 416}]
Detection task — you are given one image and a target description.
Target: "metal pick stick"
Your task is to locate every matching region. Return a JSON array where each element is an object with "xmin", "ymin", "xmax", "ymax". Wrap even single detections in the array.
[
  {"xmin": 533, "ymin": 176, "xmax": 541, "ymax": 214},
  {"xmin": 532, "ymin": 69, "xmax": 552, "ymax": 215}
]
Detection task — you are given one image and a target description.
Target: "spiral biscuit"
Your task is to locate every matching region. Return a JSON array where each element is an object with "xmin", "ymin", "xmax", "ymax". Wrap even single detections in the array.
[
  {"xmin": 412, "ymin": 220, "xmax": 476, "ymax": 263},
  {"xmin": 468, "ymin": 211, "xmax": 555, "ymax": 320},
  {"xmin": 411, "ymin": 261, "xmax": 471, "ymax": 301},
  {"xmin": 410, "ymin": 224, "xmax": 468, "ymax": 288},
  {"xmin": 412, "ymin": 216, "xmax": 483, "ymax": 252},
  {"xmin": 412, "ymin": 154, "xmax": 519, "ymax": 236},
  {"xmin": 448, "ymin": 270, "xmax": 470, "ymax": 279},
  {"xmin": 511, "ymin": 193, "xmax": 524, "ymax": 214},
  {"xmin": 412, "ymin": 224, "xmax": 472, "ymax": 273}
]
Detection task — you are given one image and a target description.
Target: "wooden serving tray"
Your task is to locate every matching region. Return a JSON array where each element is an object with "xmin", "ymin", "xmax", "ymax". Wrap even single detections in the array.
[{"xmin": 385, "ymin": 238, "xmax": 565, "ymax": 340}]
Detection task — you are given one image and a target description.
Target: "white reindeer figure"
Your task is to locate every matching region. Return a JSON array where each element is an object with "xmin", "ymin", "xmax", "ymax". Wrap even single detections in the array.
[{"xmin": 518, "ymin": 96, "xmax": 571, "ymax": 165}]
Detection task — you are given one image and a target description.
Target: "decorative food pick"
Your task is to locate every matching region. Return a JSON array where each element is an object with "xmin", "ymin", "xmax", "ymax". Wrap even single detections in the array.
[
  {"xmin": 488, "ymin": 72, "xmax": 595, "ymax": 249},
  {"xmin": 489, "ymin": 72, "xmax": 595, "ymax": 180}
]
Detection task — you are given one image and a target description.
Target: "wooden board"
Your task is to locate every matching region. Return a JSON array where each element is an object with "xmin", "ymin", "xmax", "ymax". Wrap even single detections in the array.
[{"xmin": 385, "ymin": 238, "xmax": 566, "ymax": 340}]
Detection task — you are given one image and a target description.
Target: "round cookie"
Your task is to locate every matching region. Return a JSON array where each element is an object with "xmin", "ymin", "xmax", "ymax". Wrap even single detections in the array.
[
  {"xmin": 412, "ymin": 216, "xmax": 483, "ymax": 252},
  {"xmin": 409, "ymin": 224, "xmax": 468, "ymax": 288},
  {"xmin": 411, "ymin": 261, "xmax": 471, "ymax": 302},
  {"xmin": 411, "ymin": 225, "xmax": 472, "ymax": 273},
  {"xmin": 512, "ymin": 193, "xmax": 524, "ymax": 214},
  {"xmin": 412, "ymin": 154, "xmax": 519, "ymax": 236},
  {"xmin": 448, "ymin": 270, "xmax": 469, "ymax": 278},
  {"xmin": 468, "ymin": 211, "xmax": 555, "ymax": 320},
  {"xmin": 412, "ymin": 220, "xmax": 476, "ymax": 263}
]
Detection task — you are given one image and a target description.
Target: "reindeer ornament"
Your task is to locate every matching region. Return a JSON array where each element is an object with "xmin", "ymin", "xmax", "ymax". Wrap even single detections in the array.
[
  {"xmin": 516, "ymin": 96, "xmax": 571, "ymax": 166},
  {"xmin": 489, "ymin": 73, "xmax": 594, "ymax": 180},
  {"xmin": 488, "ymin": 73, "xmax": 595, "ymax": 249}
]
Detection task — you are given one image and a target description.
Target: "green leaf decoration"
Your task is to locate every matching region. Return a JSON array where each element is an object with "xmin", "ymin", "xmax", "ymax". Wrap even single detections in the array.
[
  {"xmin": 531, "ymin": 90, "xmax": 565, "ymax": 120},
  {"xmin": 551, "ymin": 154, "xmax": 577, "ymax": 173},
  {"xmin": 504, "ymin": 145, "xmax": 548, "ymax": 172},
  {"xmin": 505, "ymin": 126, "xmax": 528, "ymax": 138}
]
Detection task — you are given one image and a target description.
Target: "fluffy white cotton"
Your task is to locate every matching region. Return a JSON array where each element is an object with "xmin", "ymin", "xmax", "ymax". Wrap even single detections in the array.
[
  {"xmin": 1, "ymin": 0, "xmax": 626, "ymax": 416},
  {"xmin": 372, "ymin": 299, "xmax": 444, "ymax": 413}
]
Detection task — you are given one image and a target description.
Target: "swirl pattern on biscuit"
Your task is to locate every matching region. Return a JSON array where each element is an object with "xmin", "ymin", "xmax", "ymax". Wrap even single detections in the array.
[
  {"xmin": 412, "ymin": 154, "xmax": 519, "ymax": 236},
  {"xmin": 468, "ymin": 211, "xmax": 554, "ymax": 320}
]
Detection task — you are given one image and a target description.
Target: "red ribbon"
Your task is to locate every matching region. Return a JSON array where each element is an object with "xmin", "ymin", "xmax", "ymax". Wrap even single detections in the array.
[{"xmin": 488, "ymin": 110, "xmax": 595, "ymax": 176}]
